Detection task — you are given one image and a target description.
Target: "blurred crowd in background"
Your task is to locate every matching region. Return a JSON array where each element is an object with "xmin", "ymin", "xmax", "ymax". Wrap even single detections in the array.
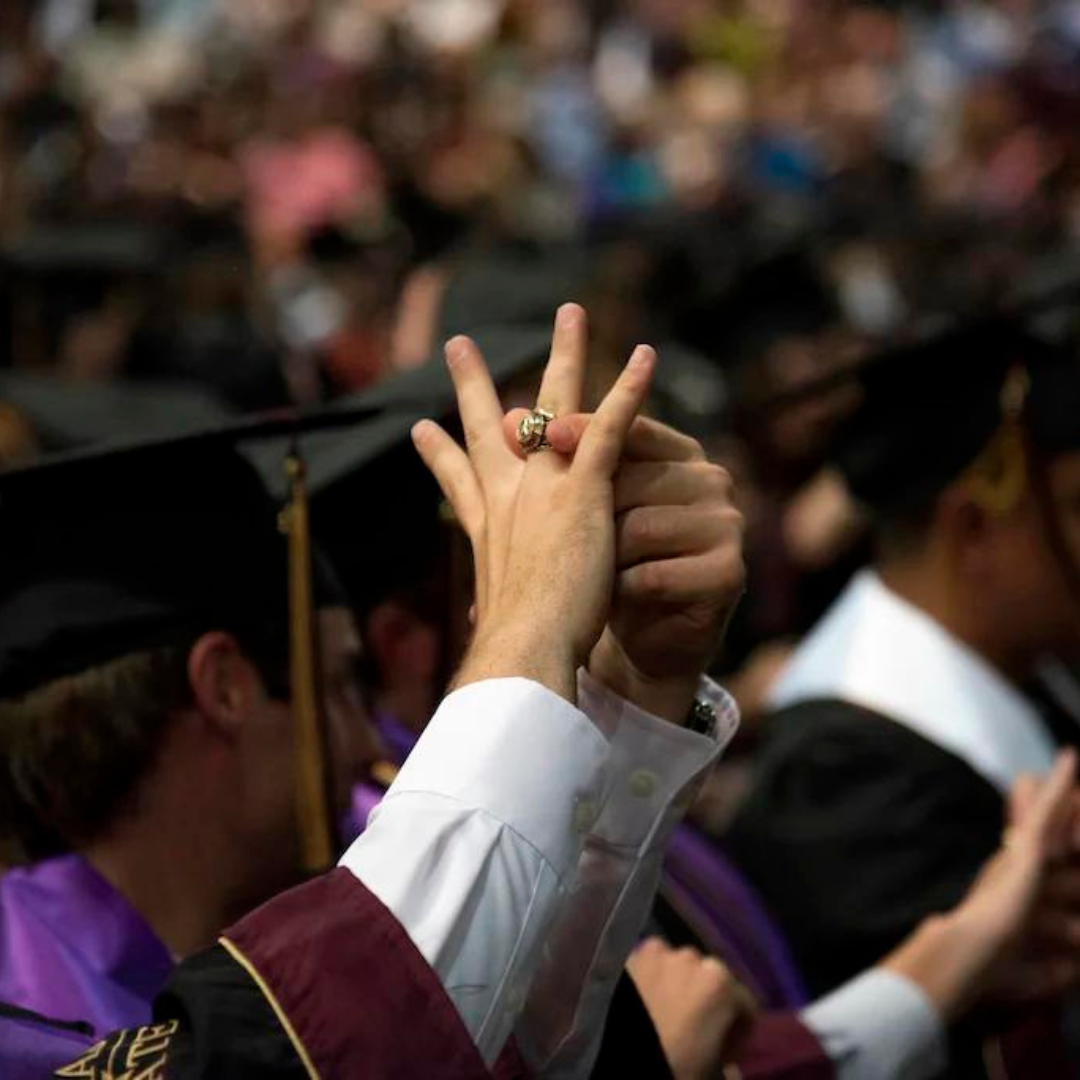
[{"xmin": 4, "ymin": 0, "xmax": 1080, "ymax": 795}]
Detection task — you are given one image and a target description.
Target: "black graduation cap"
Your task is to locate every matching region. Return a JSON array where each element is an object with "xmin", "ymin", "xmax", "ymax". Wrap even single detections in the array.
[
  {"xmin": 836, "ymin": 321, "xmax": 1079, "ymax": 514},
  {"xmin": 437, "ymin": 247, "xmax": 592, "ymax": 340},
  {"xmin": 677, "ymin": 247, "xmax": 842, "ymax": 376},
  {"xmin": 298, "ymin": 325, "xmax": 552, "ymax": 621},
  {"xmin": 0, "ymin": 325, "xmax": 552, "ymax": 671},
  {"xmin": 0, "ymin": 403, "xmax": 391, "ymax": 872},
  {"xmin": 763, "ymin": 262, "xmax": 1080, "ymax": 518},
  {"xmin": 0, "ymin": 324, "xmax": 551, "ymax": 867},
  {"xmin": 0, "ymin": 434, "xmax": 294, "ymax": 700},
  {"xmin": 0, "ymin": 373, "xmax": 236, "ymax": 453},
  {"xmin": 1, "ymin": 224, "xmax": 165, "ymax": 278}
]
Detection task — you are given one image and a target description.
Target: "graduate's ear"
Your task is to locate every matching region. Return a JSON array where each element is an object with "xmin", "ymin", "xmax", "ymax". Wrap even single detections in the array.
[
  {"xmin": 940, "ymin": 483, "xmax": 1005, "ymax": 575},
  {"xmin": 187, "ymin": 631, "xmax": 264, "ymax": 735}
]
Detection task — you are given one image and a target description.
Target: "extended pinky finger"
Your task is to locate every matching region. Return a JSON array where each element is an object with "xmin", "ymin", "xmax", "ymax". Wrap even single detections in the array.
[{"xmin": 411, "ymin": 420, "xmax": 484, "ymax": 538}]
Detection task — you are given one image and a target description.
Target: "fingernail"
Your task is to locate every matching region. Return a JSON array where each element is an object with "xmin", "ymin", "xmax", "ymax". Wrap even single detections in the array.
[
  {"xmin": 444, "ymin": 337, "xmax": 466, "ymax": 366},
  {"xmin": 411, "ymin": 420, "xmax": 432, "ymax": 446},
  {"xmin": 629, "ymin": 345, "xmax": 654, "ymax": 370},
  {"xmin": 557, "ymin": 302, "xmax": 581, "ymax": 326}
]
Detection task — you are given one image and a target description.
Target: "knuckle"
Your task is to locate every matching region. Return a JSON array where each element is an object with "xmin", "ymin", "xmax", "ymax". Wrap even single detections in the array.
[
  {"xmin": 631, "ymin": 561, "xmax": 667, "ymax": 596},
  {"xmin": 624, "ymin": 509, "xmax": 659, "ymax": 548},
  {"xmin": 695, "ymin": 462, "xmax": 733, "ymax": 498},
  {"xmin": 701, "ymin": 956, "xmax": 731, "ymax": 982}
]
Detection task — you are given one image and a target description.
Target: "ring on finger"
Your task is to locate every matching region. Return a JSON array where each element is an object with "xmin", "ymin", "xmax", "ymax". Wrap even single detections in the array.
[{"xmin": 517, "ymin": 407, "xmax": 555, "ymax": 454}]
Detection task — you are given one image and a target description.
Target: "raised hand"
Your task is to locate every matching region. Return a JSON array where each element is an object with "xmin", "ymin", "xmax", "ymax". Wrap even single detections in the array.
[
  {"xmin": 965, "ymin": 748, "xmax": 1080, "ymax": 1006},
  {"xmin": 412, "ymin": 304, "xmax": 656, "ymax": 703},
  {"xmin": 885, "ymin": 749, "xmax": 1080, "ymax": 1019},
  {"xmin": 504, "ymin": 410, "xmax": 745, "ymax": 722}
]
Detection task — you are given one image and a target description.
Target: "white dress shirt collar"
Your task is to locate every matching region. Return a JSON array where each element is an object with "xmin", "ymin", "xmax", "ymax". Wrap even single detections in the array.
[{"xmin": 771, "ymin": 569, "xmax": 1056, "ymax": 792}]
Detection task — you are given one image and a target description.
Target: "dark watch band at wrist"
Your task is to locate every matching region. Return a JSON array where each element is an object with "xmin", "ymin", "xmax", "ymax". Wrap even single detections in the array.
[{"xmin": 685, "ymin": 697, "xmax": 716, "ymax": 735}]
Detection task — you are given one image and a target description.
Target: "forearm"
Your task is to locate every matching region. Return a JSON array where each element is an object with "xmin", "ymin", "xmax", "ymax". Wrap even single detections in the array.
[
  {"xmin": 881, "ymin": 911, "xmax": 994, "ymax": 1024},
  {"xmin": 457, "ymin": 624, "xmax": 577, "ymax": 704},
  {"xmin": 341, "ymin": 677, "xmax": 610, "ymax": 1064},
  {"xmin": 799, "ymin": 908, "xmax": 999, "ymax": 1080}
]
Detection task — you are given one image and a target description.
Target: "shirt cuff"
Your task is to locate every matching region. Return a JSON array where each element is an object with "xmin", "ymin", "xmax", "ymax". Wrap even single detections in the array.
[
  {"xmin": 800, "ymin": 968, "xmax": 947, "ymax": 1080},
  {"xmin": 577, "ymin": 669, "xmax": 737, "ymax": 852},
  {"xmin": 343, "ymin": 677, "xmax": 611, "ymax": 887}
]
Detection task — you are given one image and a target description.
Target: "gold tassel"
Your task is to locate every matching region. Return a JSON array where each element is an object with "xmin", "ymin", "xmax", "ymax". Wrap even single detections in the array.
[
  {"xmin": 964, "ymin": 367, "xmax": 1031, "ymax": 516},
  {"xmin": 281, "ymin": 447, "xmax": 336, "ymax": 874}
]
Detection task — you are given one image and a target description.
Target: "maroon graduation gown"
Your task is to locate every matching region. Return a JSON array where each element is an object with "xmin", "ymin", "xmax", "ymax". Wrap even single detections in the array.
[{"xmin": 55, "ymin": 867, "xmax": 528, "ymax": 1078}]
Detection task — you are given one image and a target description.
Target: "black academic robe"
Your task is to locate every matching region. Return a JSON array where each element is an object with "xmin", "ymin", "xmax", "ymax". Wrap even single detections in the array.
[{"xmin": 725, "ymin": 698, "xmax": 1072, "ymax": 1079}]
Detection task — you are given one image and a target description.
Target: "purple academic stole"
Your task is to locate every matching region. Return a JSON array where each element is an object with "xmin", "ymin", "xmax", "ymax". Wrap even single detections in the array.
[
  {"xmin": 661, "ymin": 824, "xmax": 809, "ymax": 1009},
  {"xmin": 0, "ymin": 855, "xmax": 173, "ymax": 1036}
]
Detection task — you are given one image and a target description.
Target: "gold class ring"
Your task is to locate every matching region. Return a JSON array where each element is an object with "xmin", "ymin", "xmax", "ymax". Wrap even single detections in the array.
[{"xmin": 517, "ymin": 407, "xmax": 555, "ymax": 454}]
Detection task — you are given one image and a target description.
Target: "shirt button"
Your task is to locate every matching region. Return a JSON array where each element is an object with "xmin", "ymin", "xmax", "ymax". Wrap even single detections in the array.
[
  {"xmin": 629, "ymin": 769, "xmax": 657, "ymax": 798},
  {"xmin": 573, "ymin": 798, "xmax": 598, "ymax": 833}
]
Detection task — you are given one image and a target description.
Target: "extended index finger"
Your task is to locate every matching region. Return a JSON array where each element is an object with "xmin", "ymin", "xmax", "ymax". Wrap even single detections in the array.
[{"xmin": 574, "ymin": 346, "xmax": 657, "ymax": 478}]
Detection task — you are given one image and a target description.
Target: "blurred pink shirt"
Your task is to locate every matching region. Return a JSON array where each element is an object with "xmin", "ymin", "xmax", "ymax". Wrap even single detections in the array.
[{"xmin": 242, "ymin": 127, "xmax": 384, "ymax": 246}]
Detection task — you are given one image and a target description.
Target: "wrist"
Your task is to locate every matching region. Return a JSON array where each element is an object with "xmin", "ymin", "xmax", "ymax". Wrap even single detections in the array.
[
  {"xmin": 882, "ymin": 910, "xmax": 995, "ymax": 1023},
  {"xmin": 588, "ymin": 629, "xmax": 700, "ymax": 724},
  {"xmin": 456, "ymin": 620, "xmax": 578, "ymax": 704}
]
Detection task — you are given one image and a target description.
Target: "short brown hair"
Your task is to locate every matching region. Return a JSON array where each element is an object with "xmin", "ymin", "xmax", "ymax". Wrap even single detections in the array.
[
  {"xmin": 0, "ymin": 624, "xmax": 291, "ymax": 865},
  {"xmin": 0, "ymin": 645, "xmax": 191, "ymax": 864}
]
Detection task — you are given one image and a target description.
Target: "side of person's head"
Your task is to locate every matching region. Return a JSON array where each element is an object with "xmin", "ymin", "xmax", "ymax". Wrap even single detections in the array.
[
  {"xmin": 842, "ymin": 321, "xmax": 1080, "ymax": 672},
  {"xmin": 0, "ymin": 439, "xmax": 360, "ymax": 897},
  {"xmin": 0, "ymin": 620, "xmax": 289, "ymax": 866}
]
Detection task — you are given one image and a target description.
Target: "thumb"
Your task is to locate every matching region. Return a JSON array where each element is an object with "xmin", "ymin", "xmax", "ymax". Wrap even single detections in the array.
[
  {"xmin": 1017, "ymin": 749, "xmax": 1077, "ymax": 849},
  {"xmin": 411, "ymin": 420, "xmax": 485, "ymax": 538},
  {"xmin": 1010, "ymin": 774, "xmax": 1040, "ymax": 829}
]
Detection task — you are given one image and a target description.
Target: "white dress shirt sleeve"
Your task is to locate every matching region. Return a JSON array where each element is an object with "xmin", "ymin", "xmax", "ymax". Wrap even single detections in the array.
[
  {"xmin": 517, "ymin": 670, "xmax": 738, "ymax": 1078},
  {"xmin": 339, "ymin": 677, "xmax": 611, "ymax": 1065},
  {"xmin": 800, "ymin": 968, "xmax": 948, "ymax": 1080}
]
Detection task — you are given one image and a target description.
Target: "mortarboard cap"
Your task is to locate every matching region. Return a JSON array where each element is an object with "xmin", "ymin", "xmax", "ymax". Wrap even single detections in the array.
[
  {"xmin": 1, "ymin": 224, "xmax": 165, "ymax": 278},
  {"xmin": 297, "ymin": 325, "xmax": 553, "ymax": 616},
  {"xmin": 727, "ymin": 250, "xmax": 841, "ymax": 362},
  {"xmin": 675, "ymin": 247, "xmax": 842, "ymax": 375},
  {"xmin": 0, "ymin": 373, "xmax": 236, "ymax": 454},
  {"xmin": 0, "ymin": 401, "xmax": 392, "ymax": 871},
  {"xmin": 437, "ymin": 248, "xmax": 592, "ymax": 340},
  {"xmin": 836, "ymin": 322, "xmax": 1060, "ymax": 514},
  {"xmin": 0, "ymin": 323, "xmax": 554, "ymax": 693},
  {"xmin": 0, "ymin": 405, "xmax": 386, "ymax": 701},
  {"xmin": 772, "ymin": 306, "xmax": 1080, "ymax": 519},
  {"xmin": 0, "ymin": 321, "xmax": 557, "ymax": 872}
]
